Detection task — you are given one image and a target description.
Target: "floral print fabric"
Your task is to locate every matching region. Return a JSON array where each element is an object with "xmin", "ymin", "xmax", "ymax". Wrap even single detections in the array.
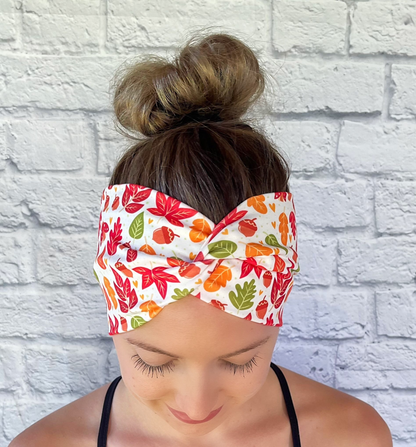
[{"xmin": 93, "ymin": 183, "xmax": 300, "ymax": 335}]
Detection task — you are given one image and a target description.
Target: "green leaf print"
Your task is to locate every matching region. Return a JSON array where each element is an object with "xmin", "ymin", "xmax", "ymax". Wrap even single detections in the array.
[
  {"xmin": 171, "ymin": 288, "xmax": 195, "ymax": 300},
  {"xmin": 265, "ymin": 233, "xmax": 288, "ymax": 254},
  {"xmin": 93, "ymin": 268, "xmax": 99, "ymax": 283},
  {"xmin": 291, "ymin": 263, "xmax": 300, "ymax": 274},
  {"xmin": 207, "ymin": 240, "xmax": 238, "ymax": 258},
  {"xmin": 131, "ymin": 315, "xmax": 147, "ymax": 329},
  {"xmin": 129, "ymin": 212, "xmax": 145, "ymax": 239},
  {"xmin": 229, "ymin": 279, "xmax": 256, "ymax": 312}
]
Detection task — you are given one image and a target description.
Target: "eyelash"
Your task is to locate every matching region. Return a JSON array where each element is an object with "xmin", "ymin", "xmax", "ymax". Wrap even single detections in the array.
[{"xmin": 131, "ymin": 354, "xmax": 260, "ymax": 378}]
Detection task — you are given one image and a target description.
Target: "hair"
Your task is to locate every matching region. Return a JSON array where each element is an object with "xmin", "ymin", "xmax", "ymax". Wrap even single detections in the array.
[{"xmin": 108, "ymin": 28, "xmax": 291, "ymax": 225}]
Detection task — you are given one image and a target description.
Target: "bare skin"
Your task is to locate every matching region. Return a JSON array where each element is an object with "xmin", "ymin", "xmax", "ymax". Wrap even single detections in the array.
[{"xmin": 9, "ymin": 295, "xmax": 393, "ymax": 447}]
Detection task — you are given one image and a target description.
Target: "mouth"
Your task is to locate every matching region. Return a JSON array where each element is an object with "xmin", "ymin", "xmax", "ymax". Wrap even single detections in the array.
[{"xmin": 167, "ymin": 404, "xmax": 223, "ymax": 424}]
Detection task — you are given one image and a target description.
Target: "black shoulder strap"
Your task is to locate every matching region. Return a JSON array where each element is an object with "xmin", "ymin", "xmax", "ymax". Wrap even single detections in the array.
[
  {"xmin": 97, "ymin": 375, "xmax": 122, "ymax": 447},
  {"xmin": 270, "ymin": 362, "xmax": 302, "ymax": 447}
]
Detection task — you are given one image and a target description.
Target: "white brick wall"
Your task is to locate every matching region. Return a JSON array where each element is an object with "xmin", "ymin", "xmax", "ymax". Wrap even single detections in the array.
[{"xmin": 1, "ymin": 0, "xmax": 415, "ymax": 445}]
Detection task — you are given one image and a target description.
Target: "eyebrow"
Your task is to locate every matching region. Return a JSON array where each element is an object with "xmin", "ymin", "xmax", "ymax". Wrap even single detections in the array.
[{"xmin": 126, "ymin": 335, "xmax": 271, "ymax": 359}]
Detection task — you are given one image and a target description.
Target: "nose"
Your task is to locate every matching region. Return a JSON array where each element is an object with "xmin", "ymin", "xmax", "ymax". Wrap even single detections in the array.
[{"xmin": 174, "ymin": 368, "xmax": 219, "ymax": 420}]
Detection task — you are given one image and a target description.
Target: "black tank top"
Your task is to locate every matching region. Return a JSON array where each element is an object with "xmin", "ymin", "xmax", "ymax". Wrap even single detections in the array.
[{"xmin": 97, "ymin": 362, "xmax": 301, "ymax": 447}]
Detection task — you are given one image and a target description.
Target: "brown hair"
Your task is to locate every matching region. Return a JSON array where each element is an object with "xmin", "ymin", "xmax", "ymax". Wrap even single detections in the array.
[{"xmin": 108, "ymin": 29, "xmax": 291, "ymax": 225}]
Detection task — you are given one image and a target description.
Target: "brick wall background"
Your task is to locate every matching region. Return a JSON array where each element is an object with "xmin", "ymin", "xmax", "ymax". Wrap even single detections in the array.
[{"xmin": 1, "ymin": 0, "xmax": 415, "ymax": 445}]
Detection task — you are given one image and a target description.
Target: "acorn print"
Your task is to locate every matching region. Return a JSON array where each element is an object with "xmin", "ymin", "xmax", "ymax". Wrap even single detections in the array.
[
  {"xmin": 152, "ymin": 226, "xmax": 180, "ymax": 244},
  {"xmin": 256, "ymin": 299, "xmax": 268, "ymax": 319},
  {"xmin": 210, "ymin": 300, "xmax": 227, "ymax": 311},
  {"xmin": 239, "ymin": 218, "xmax": 257, "ymax": 237},
  {"xmin": 178, "ymin": 263, "xmax": 201, "ymax": 279},
  {"xmin": 263, "ymin": 271, "xmax": 272, "ymax": 288}
]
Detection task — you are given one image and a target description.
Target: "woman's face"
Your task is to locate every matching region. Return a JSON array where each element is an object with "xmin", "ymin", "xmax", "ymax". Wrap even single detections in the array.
[{"xmin": 112, "ymin": 294, "xmax": 280, "ymax": 443}]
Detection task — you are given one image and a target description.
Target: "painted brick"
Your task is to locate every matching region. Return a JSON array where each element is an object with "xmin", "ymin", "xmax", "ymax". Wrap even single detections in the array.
[
  {"xmin": 263, "ymin": 120, "xmax": 338, "ymax": 173},
  {"xmin": 9, "ymin": 119, "xmax": 92, "ymax": 171},
  {"xmin": 36, "ymin": 233, "xmax": 98, "ymax": 285},
  {"xmin": 0, "ymin": 56, "xmax": 123, "ymax": 111},
  {"xmin": 1, "ymin": 288, "xmax": 108, "ymax": 338},
  {"xmin": 376, "ymin": 288, "xmax": 416, "ymax": 338},
  {"xmin": 0, "ymin": 233, "xmax": 36, "ymax": 284},
  {"xmin": 25, "ymin": 345, "xmax": 108, "ymax": 393},
  {"xmin": 390, "ymin": 64, "xmax": 416, "ymax": 119},
  {"xmin": 292, "ymin": 179, "xmax": 373, "ymax": 229},
  {"xmin": 338, "ymin": 120, "xmax": 416, "ymax": 173},
  {"xmin": 263, "ymin": 59, "xmax": 384, "ymax": 113},
  {"xmin": 338, "ymin": 237, "xmax": 416, "ymax": 284},
  {"xmin": 375, "ymin": 181, "xmax": 416, "ymax": 234},
  {"xmin": 351, "ymin": 2, "xmax": 416, "ymax": 56},
  {"xmin": 22, "ymin": 13, "xmax": 100, "ymax": 54},
  {"xmin": 336, "ymin": 343, "xmax": 416, "ymax": 370},
  {"xmin": 107, "ymin": 0, "xmax": 266, "ymax": 52},
  {"xmin": 273, "ymin": 0, "xmax": 347, "ymax": 54}
]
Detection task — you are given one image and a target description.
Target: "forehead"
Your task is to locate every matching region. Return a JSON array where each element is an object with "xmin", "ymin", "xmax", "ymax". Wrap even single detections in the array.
[{"xmin": 120, "ymin": 294, "xmax": 278, "ymax": 352}]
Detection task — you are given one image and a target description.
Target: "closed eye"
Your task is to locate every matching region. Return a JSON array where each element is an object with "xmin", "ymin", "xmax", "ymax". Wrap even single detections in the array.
[{"xmin": 131, "ymin": 354, "xmax": 261, "ymax": 378}]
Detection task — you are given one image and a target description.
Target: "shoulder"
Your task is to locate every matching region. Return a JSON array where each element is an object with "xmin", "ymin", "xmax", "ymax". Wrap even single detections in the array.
[
  {"xmin": 8, "ymin": 381, "xmax": 113, "ymax": 447},
  {"xmin": 278, "ymin": 366, "xmax": 393, "ymax": 447}
]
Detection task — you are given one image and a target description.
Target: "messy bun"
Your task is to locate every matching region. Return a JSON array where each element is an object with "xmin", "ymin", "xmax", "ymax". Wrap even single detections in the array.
[{"xmin": 109, "ymin": 29, "xmax": 291, "ymax": 225}]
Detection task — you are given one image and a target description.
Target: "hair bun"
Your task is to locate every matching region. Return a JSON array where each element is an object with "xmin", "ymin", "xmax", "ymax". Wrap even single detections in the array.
[{"xmin": 111, "ymin": 30, "xmax": 266, "ymax": 137}]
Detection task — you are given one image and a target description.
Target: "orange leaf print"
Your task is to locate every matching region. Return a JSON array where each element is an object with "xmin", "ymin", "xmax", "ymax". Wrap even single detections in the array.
[
  {"xmin": 190, "ymin": 219, "xmax": 212, "ymax": 243},
  {"xmin": 97, "ymin": 247, "xmax": 106, "ymax": 270},
  {"xmin": 203, "ymin": 264, "xmax": 232, "ymax": 292},
  {"xmin": 247, "ymin": 195, "xmax": 268, "ymax": 214},
  {"xmin": 245, "ymin": 243, "xmax": 274, "ymax": 257},
  {"xmin": 279, "ymin": 212, "xmax": 289, "ymax": 246},
  {"xmin": 269, "ymin": 203, "xmax": 276, "ymax": 212},
  {"xmin": 104, "ymin": 277, "xmax": 118, "ymax": 309},
  {"xmin": 273, "ymin": 255, "xmax": 286, "ymax": 273},
  {"xmin": 103, "ymin": 194, "xmax": 110, "ymax": 212},
  {"xmin": 139, "ymin": 244, "xmax": 156, "ymax": 255},
  {"xmin": 111, "ymin": 195, "xmax": 120, "ymax": 210},
  {"xmin": 102, "ymin": 285, "xmax": 112, "ymax": 311},
  {"xmin": 140, "ymin": 300, "xmax": 163, "ymax": 318}
]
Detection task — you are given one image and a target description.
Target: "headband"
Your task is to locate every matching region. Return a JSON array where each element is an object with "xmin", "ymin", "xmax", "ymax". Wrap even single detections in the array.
[{"xmin": 93, "ymin": 183, "xmax": 300, "ymax": 335}]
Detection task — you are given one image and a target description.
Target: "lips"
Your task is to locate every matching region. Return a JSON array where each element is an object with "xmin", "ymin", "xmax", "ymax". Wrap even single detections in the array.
[{"xmin": 167, "ymin": 404, "xmax": 223, "ymax": 424}]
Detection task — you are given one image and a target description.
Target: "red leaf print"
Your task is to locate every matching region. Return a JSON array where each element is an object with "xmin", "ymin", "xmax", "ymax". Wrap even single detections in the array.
[
  {"xmin": 131, "ymin": 265, "xmax": 180, "ymax": 299},
  {"xmin": 128, "ymin": 185, "xmax": 152, "ymax": 202},
  {"xmin": 114, "ymin": 277, "xmax": 131, "ymax": 302},
  {"xmin": 289, "ymin": 211, "xmax": 296, "ymax": 239},
  {"xmin": 109, "ymin": 315, "xmax": 119, "ymax": 335},
  {"xmin": 208, "ymin": 208, "xmax": 248, "ymax": 241},
  {"xmin": 266, "ymin": 314, "xmax": 274, "ymax": 326},
  {"xmin": 119, "ymin": 299, "xmax": 129, "ymax": 313},
  {"xmin": 114, "ymin": 284, "xmax": 127, "ymax": 301},
  {"xmin": 123, "ymin": 277, "xmax": 131, "ymax": 297},
  {"xmin": 110, "ymin": 265, "xmax": 124, "ymax": 288},
  {"xmin": 122, "ymin": 186, "xmax": 131, "ymax": 207},
  {"xmin": 127, "ymin": 248, "xmax": 138, "ymax": 262},
  {"xmin": 129, "ymin": 289, "xmax": 138, "ymax": 309},
  {"xmin": 107, "ymin": 217, "xmax": 122, "ymax": 256},
  {"xmin": 147, "ymin": 192, "xmax": 198, "ymax": 228},
  {"xmin": 240, "ymin": 257, "xmax": 265, "ymax": 279},
  {"xmin": 125, "ymin": 202, "xmax": 144, "ymax": 214}
]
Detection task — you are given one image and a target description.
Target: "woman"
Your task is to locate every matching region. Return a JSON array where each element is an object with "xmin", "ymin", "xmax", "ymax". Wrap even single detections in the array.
[{"xmin": 10, "ymin": 31, "xmax": 392, "ymax": 447}]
